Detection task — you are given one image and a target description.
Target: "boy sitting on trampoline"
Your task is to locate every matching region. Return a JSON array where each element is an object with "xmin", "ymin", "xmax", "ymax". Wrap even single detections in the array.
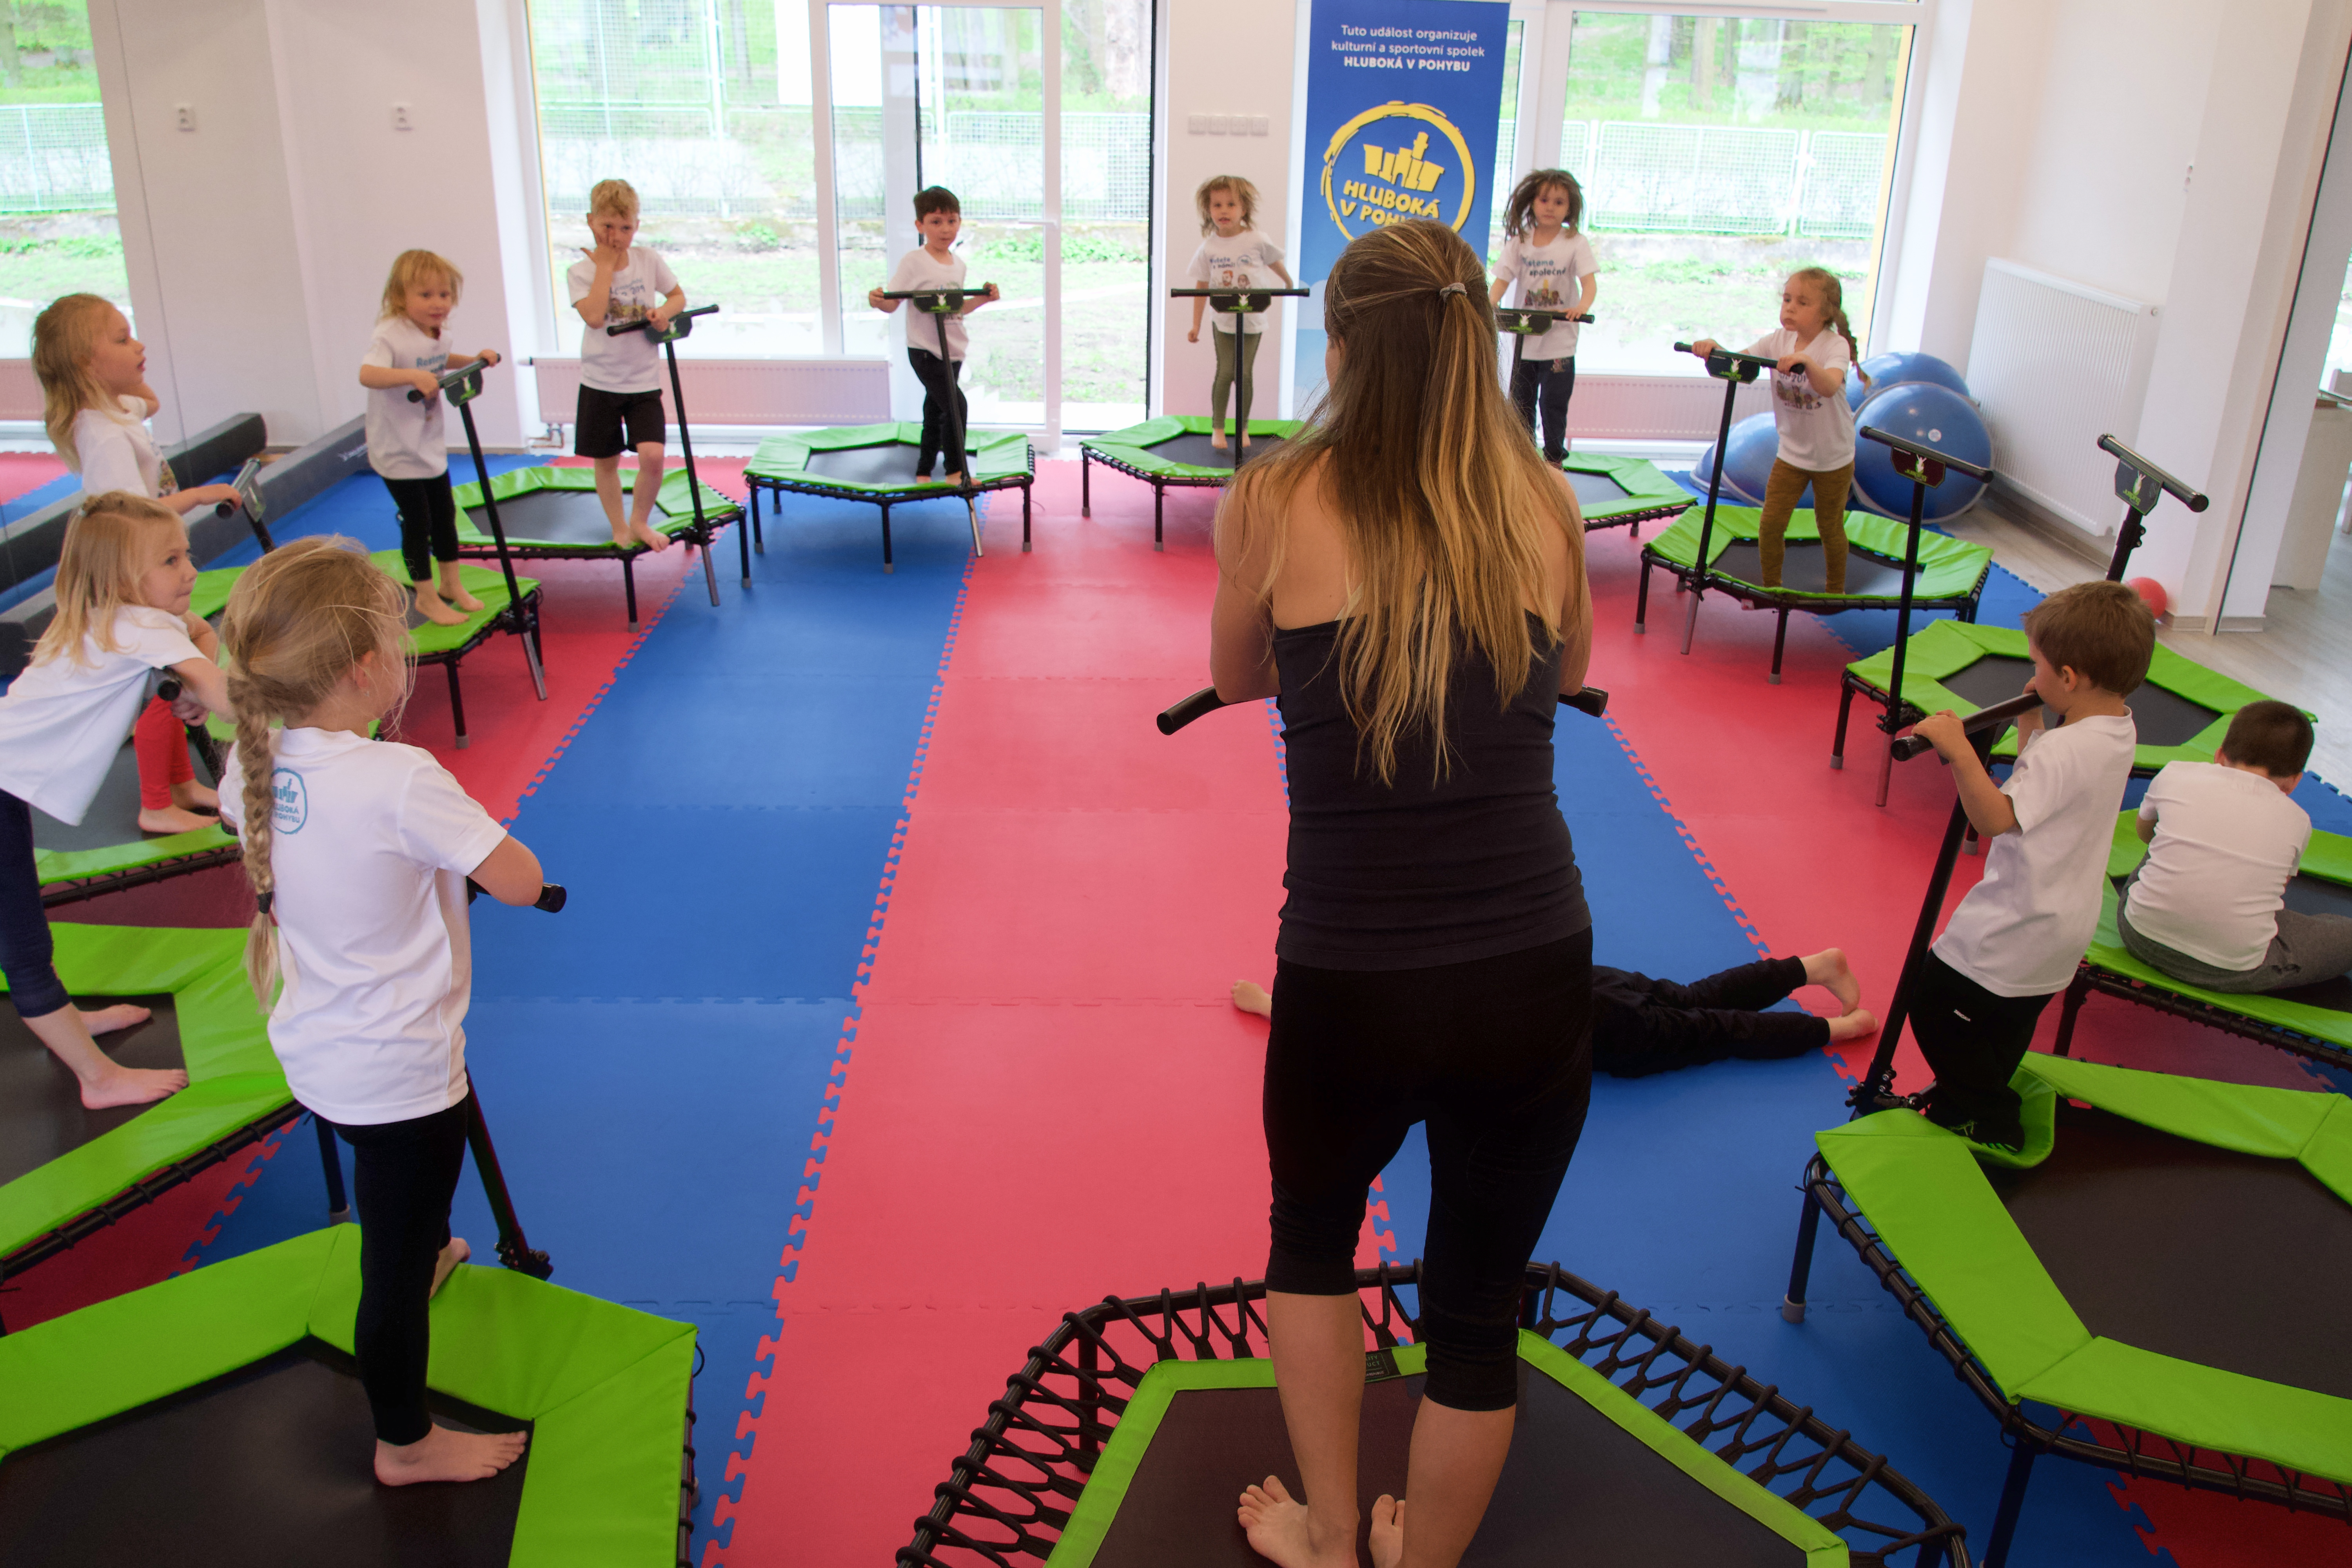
[
  {"xmin": 2117, "ymin": 701, "xmax": 2352, "ymax": 993},
  {"xmin": 569, "ymin": 178, "xmax": 684, "ymax": 554},
  {"xmin": 1911, "ymin": 580, "xmax": 2152, "ymax": 1149}
]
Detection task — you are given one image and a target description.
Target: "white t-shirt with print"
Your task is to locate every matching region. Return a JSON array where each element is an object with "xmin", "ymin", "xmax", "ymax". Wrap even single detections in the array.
[
  {"xmin": 0, "ymin": 606, "xmax": 202, "ymax": 824},
  {"xmin": 361, "ymin": 314, "xmax": 454, "ymax": 481},
  {"xmin": 72, "ymin": 395, "xmax": 167, "ymax": 498},
  {"xmin": 1185, "ymin": 229, "xmax": 1290, "ymax": 334},
  {"xmin": 1493, "ymin": 230, "xmax": 1597, "ymax": 359},
  {"xmin": 1933, "ymin": 713, "xmax": 2140, "ymax": 997},
  {"xmin": 2125, "ymin": 760, "xmax": 2312, "ymax": 971},
  {"xmin": 887, "ymin": 247, "xmax": 972, "ymax": 361},
  {"xmin": 218, "ymin": 728, "xmax": 509, "ymax": 1127},
  {"xmin": 1744, "ymin": 327, "xmax": 1857, "ymax": 472},
  {"xmin": 568, "ymin": 247, "xmax": 682, "ymax": 393}
]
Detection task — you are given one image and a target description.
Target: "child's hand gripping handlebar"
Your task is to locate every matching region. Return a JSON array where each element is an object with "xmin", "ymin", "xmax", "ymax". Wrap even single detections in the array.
[
  {"xmin": 607, "ymin": 302, "xmax": 719, "ymax": 342},
  {"xmin": 1156, "ymin": 684, "xmax": 1609, "ymax": 736},
  {"xmin": 1497, "ymin": 309, "xmax": 1595, "ymax": 335},
  {"xmin": 1674, "ymin": 342, "xmax": 1781, "ymax": 382},
  {"xmin": 881, "ymin": 287, "xmax": 998, "ymax": 310},
  {"xmin": 465, "ymin": 878, "xmax": 568, "ymax": 911},
  {"xmin": 1889, "ymin": 690, "xmax": 2045, "ymax": 762},
  {"xmin": 212, "ymin": 457, "xmax": 269, "ymax": 519},
  {"xmin": 407, "ymin": 359, "xmax": 493, "ymax": 405}
]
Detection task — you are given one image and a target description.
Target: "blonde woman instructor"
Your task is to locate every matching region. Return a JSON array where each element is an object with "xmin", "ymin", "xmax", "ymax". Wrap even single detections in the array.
[{"xmin": 1210, "ymin": 219, "xmax": 1597, "ymax": 1568}]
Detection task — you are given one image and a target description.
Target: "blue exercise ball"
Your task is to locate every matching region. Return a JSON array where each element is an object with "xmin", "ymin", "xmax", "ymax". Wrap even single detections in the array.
[
  {"xmin": 1691, "ymin": 441, "xmax": 1760, "ymax": 508},
  {"xmin": 1851, "ymin": 383, "xmax": 1991, "ymax": 521},
  {"xmin": 1846, "ymin": 350, "xmax": 1972, "ymax": 412},
  {"xmin": 1694, "ymin": 412, "xmax": 1788, "ymax": 508}
]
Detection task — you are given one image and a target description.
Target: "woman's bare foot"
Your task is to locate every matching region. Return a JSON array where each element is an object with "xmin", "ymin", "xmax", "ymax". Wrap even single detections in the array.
[
  {"xmin": 374, "ymin": 1422, "xmax": 528, "ymax": 1486},
  {"xmin": 628, "ymin": 517, "xmax": 672, "ymax": 553},
  {"xmin": 1232, "ymin": 980, "xmax": 1272, "ymax": 1018},
  {"xmin": 139, "ymin": 804, "xmax": 217, "ymax": 835},
  {"xmin": 1801, "ymin": 948, "xmax": 1862, "ymax": 1014},
  {"xmin": 1828, "ymin": 1008, "xmax": 1880, "ymax": 1044},
  {"xmin": 80, "ymin": 1062, "xmax": 189, "ymax": 1109},
  {"xmin": 80, "ymin": 1002, "xmax": 151, "ymax": 1036},
  {"xmin": 1237, "ymin": 1476, "xmax": 1359, "ymax": 1568},
  {"xmin": 172, "ymin": 779, "xmax": 220, "ymax": 812},
  {"xmin": 1369, "ymin": 1495, "xmax": 1405, "ymax": 1568},
  {"xmin": 412, "ymin": 584, "xmax": 467, "ymax": 627},
  {"xmin": 1210, "ymin": 429, "xmax": 1229, "ymax": 450},
  {"xmin": 432, "ymin": 1238, "xmax": 471, "ymax": 1297}
]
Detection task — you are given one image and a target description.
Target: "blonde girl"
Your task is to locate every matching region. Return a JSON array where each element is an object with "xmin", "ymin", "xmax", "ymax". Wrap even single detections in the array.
[
  {"xmin": 357, "ymin": 250, "xmax": 503, "ymax": 627},
  {"xmin": 217, "ymin": 537, "xmax": 543, "ymax": 1488},
  {"xmin": 0, "ymin": 492, "xmax": 232, "ymax": 1109},
  {"xmin": 34, "ymin": 293, "xmax": 243, "ymax": 834},
  {"xmin": 1688, "ymin": 267, "xmax": 1869, "ymax": 592},
  {"xmin": 1185, "ymin": 175, "xmax": 1294, "ymax": 451},
  {"xmin": 1211, "ymin": 220, "xmax": 1594, "ymax": 1568},
  {"xmin": 1488, "ymin": 169, "xmax": 1599, "ymax": 464}
]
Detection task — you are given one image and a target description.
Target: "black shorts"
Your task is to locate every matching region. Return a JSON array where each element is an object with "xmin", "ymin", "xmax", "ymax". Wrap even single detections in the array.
[{"xmin": 575, "ymin": 385, "xmax": 666, "ymax": 459}]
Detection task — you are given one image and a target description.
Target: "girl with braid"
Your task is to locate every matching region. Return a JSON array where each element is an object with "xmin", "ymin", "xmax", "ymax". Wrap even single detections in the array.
[{"xmin": 215, "ymin": 537, "xmax": 546, "ymax": 1487}]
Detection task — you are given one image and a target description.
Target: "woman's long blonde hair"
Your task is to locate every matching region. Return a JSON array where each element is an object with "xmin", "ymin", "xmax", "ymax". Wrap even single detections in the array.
[
  {"xmin": 1222, "ymin": 219, "xmax": 1580, "ymax": 784},
  {"xmin": 32, "ymin": 491, "xmax": 185, "ymax": 670},
  {"xmin": 219, "ymin": 537, "xmax": 413, "ymax": 1005},
  {"xmin": 32, "ymin": 292, "xmax": 127, "ymax": 470}
]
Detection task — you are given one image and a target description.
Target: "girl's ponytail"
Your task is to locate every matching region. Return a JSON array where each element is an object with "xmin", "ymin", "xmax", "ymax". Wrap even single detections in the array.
[
  {"xmin": 1789, "ymin": 266, "xmax": 1868, "ymax": 389},
  {"xmin": 230, "ymin": 695, "xmax": 281, "ymax": 1007}
]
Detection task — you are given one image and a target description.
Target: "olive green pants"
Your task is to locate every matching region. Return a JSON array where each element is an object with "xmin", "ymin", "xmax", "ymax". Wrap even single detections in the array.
[
  {"xmin": 1212, "ymin": 328, "xmax": 1264, "ymax": 432},
  {"xmin": 1759, "ymin": 458, "xmax": 1854, "ymax": 593}
]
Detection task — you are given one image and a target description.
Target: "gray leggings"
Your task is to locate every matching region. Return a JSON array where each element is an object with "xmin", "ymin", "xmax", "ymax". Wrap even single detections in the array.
[
  {"xmin": 2118, "ymin": 871, "xmax": 2352, "ymax": 993},
  {"xmin": 1211, "ymin": 328, "xmax": 1263, "ymax": 431}
]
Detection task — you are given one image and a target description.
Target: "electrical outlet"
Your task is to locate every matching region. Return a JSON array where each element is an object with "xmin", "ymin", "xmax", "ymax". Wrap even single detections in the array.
[
  {"xmin": 1187, "ymin": 112, "xmax": 1205, "ymax": 134},
  {"xmin": 392, "ymin": 103, "xmax": 414, "ymax": 131},
  {"xmin": 174, "ymin": 103, "xmax": 194, "ymax": 132},
  {"xmin": 1250, "ymin": 115, "xmax": 1269, "ymax": 136}
]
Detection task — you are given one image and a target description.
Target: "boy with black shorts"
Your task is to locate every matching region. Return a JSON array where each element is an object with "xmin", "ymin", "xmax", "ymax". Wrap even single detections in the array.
[
  {"xmin": 568, "ymin": 178, "xmax": 684, "ymax": 553},
  {"xmin": 1910, "ymin": 580, "xmax": 2153, "ymax": 1149}
]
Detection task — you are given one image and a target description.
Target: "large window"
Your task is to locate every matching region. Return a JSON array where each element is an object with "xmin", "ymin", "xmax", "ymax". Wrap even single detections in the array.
[{"xmin": 0, "ymin": 2, "xmax": 128, "ymax": 359}]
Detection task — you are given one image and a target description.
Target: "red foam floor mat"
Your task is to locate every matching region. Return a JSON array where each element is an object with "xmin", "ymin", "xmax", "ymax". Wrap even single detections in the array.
[{"xmin": 0, "ymin": 450, "xmax": 67, "ymax": 503}]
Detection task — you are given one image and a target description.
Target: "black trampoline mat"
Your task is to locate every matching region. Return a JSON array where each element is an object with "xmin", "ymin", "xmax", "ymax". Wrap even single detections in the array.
[
  {"xmin": 466, "ymin": 486, "xmax": 671, "ymax": 546},
  {"xmin": 0, "ymin": 1338, "xmax": 529, "ymax": 1568},
  {"xmin": 1988, "ymin": 1103, "xmax": 2352, "ymax": 1399},
  {"xmin": 804, "ymin": 443, "xmax": 968, "ymax": 486},
  {"xmin": 0, "ymin": 994, "xmax": 179, "ymax": 1186},
  {"xmin": 1090, "ymin": 1365, "xmax": 1803, "ymax": 1566},
  {"xmin": 29, "ymin": 737, "xmax": 215, "ymax": 856},
  {"xmin": 1565, "ymin": 470, "xmax": 1632, "ymax": 503},
  {"xmin": 1714, "ymin": 540, "xmax": 1911, "ymax": 600},
  {"xmin": 1134, "ymin": 432, "xmax": 1290, "ymax": 472},
  {"xmin": 2284, "ymin": 873, "xmax": 2352, "ymax": 923},
  {"xmin": 1937, "ymin": 654, "xmax": 2222, "ymax": 750}
]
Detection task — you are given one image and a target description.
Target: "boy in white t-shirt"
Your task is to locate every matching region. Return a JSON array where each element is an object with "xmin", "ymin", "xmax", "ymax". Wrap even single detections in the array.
[
  {"xmin": 567, "ymin": 178, "xmax": 686, "ymax": 554},
  {"xmin": 1909, "ymin": 581, "xmax": 2153, "ymax": 1149},
  {"xmin": 869, "ymin": 186, "xmax": 999, "ymax": 486},
  {"xmin": 1488, "ymin": 169, "xmax": 1598, "ymax": 465},
  {"xmin": 2119, "ymin": 702, "xmax": 2352, "ymax": 992},
  {"xmin": 1183, "ymin": 174, "xmax": 1293, "ymax": 452}
]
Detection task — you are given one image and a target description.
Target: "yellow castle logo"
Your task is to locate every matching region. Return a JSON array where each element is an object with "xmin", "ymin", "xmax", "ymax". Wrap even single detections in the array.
[
  {"xmin": 1321, "ymin": 103, "xmax": 1476, "ymax": 239},
  {"xmin": 1361, "ymin": 132, "xmax": 1446, "ymax": 192}
]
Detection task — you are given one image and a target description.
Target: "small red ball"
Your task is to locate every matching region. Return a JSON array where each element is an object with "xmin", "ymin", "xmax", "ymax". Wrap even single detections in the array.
[{"xmin": 2126, "ymin": 576, "xmax": 2169, "ymax": 619}]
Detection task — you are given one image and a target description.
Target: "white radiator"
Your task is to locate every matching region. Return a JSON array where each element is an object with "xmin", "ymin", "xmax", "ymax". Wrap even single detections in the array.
[
  {"xmin": 1966, "ymin": 260, "xmax": 2161, "ymax": 537},
  {"xmin": 0, "ymin": 360, "xmax": 40, "ymax": 423},
  {"xmin": 1570, "ymin": 374, "xmax": 1775, "ymax": 443},
  {"xmin": 525, "ymin": 357, "xmax": 893, "ymax": 429}
]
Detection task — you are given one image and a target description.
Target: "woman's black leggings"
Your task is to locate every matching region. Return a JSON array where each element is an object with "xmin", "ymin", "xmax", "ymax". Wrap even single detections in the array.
[
  {"xmin": 1265, "ymin": 929, "xmax": 1593, "ymax": 1412},
  {"xmin": 332, "ymin": 1092, "xmax": 472, "ymax": 1446}
]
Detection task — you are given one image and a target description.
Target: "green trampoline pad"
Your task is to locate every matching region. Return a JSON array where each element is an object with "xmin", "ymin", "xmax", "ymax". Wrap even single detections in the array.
[
  {"xmin": 1817, "ymin": 1054, "xmax": 2352, "ymax": 1486},
  {"xmin": 190, "ymin": 555, "xmax": 535, "ymax": 662},
  {"xmin": 1082, "ymin": 416, "xmax": 1304, "ymax": 481},
  {"xmin": 1560, "ymin": 453, "xmax": 1694, "ymax": 530},
  {"xmin": 450, "ymin": 464, "xmax": 739, "ymax": 551},
  {"xmin": 747, "ymin": 422, "xmax": 1034, "ymax": 494},
  {"xmin": 29, "ymin": 733, "xmax": 234, "ymax": 888},
  {"xmin": 1052, "ymin": 1338, "xmax": 1846, "ymax": 1567},
  {"xmin": 1648, "ymin": 506, "xmax": 1992, "ymax": 606},
  {"xmin": 0, "ymin": 1227, "xmax": 695, "ymax": 1566}
]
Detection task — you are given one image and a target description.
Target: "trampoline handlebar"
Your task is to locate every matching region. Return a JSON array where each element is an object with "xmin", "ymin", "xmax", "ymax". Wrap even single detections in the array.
[
  {"xmin": 464, "ymin": 878, "xmax": 569, "ymax": 912},
  {"xmin": 408, "ymin": 359, "xmax": 492, "ymax": 403},
  {"xmin": 2095, "ymin": 434, "xmax": 2209, "ymax": 512},
  {"xmin": 880, "ymin": 287, "xmax": 994, "ymax": 304},
  {"xmin": 1889, "ymin": 690, "xmax": 2043, "ymax": 762},
  {"xmin": 213, "ymin": 457, "xmax": 268, "ymax": 519},
  {"xmin": 1860, "ymin": 425, "xmax": 1993, "ymax": 484},
  {"xmin": 607, "ymin": 302, "xmax": 719, "ymax": 338},
  {"xmin": 1157, "ymin": 684, "xmax": 1608, "ymax": 735},
  {"xmin": 1497, "ymin": 310, "xmax": 1596, "ymax": 333},
  {"xmin": 1169, "ymin": 287, "xmax": 1313, "ymax": 296},
  {"xmin": 1673, "ymin": 342, "xmax": 1778, "ymax": 379}
]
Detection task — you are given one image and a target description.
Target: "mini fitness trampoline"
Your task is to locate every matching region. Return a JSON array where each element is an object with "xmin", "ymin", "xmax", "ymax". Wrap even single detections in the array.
[
  {"xmin": 902, "ymin": 1260, "xmax": 1968, "ymax": 1566},
  {"xmin": 1786, "ymin": 1054, "xmax": 2352, "ymax": 1568},
  {"xmin": 1637, "ymin": 506, "xmax": 1994, "ymax": 683},
  {"xmin": 2049, "ymin": 813, "xmax": 2352, "ymax": 1076},
  {"xmin": 450, "ymin": 466, "xmax": 740, "ymax": 629},
  {"xmin": 30, "ymin": 728, "xmax": 238, "ymax": 908},
  {"xmin": 1559, "ymin": 452, "xmax": 1693, "ymax": 537},
  {"xmin": 0, "ymin": 1225, "xmax": 698, "ymax": 1566},
  {"xmin": 0, "ymin": 923, "xmax": 293, "ymax": 1333},
  {"xmin": 1079, "ymin": 416, "xmax": 1305, "ymax": 550},
  {"xmin": 743, "ymin": 423, "xmax": 1035, "ymax": 572}
]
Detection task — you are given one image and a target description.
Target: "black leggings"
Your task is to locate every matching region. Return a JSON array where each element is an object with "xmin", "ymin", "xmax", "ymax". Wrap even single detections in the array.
[
  {"xmin": 1592, "ymin": 956, "xmax": 1827, "ymax": 1077},
  {"xmin": 1908, "ymin": 953, "xmax": 2053, "ymax": 1143},
  {"xmin": 0, "ymin": 789, "xmax": 67, "ymax": 1020},
  {"xmin": 908, "ymin": 348, "xmax": 969, "ymax": 477},
  {"xmin": 1265, "ymin": 929, "xmax": 1593, "ymax": 1412},
  {"xmin": 1509, "ymin": 354, "xmax": 1577, "ymax": 463},
  {"xmin": 332, "ymin": 1093, "xmax": 471, "ymax": 1445},
  {"xmin": 383, "ymin": 472, "xmax": 460, "ymax": 586}
]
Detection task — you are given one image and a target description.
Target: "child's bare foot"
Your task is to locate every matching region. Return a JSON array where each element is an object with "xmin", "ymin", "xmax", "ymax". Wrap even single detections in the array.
[
  {"xmin": 1801, "ymin": 948, "xmax": 1863, "ymax": 1014},
  {"xmin": 441, "ymin": 577, "xmax": 485, "ymax": 613},
  {"xmin": 942, "ymin": 471, "xmax": 967, "ymax": 489},
  {"xmin": 1232, "ymin": 980, "xmax": 1272, "ymax": 1018},
  {"xmin": 172, "ymin": 779, "xmax": 220, "ymax": 812},
  {"xmin": 139, "ymin": 804, "xmax": 217, "ymax": 835},
  {"xmin": 79, "ymin": 1002, "xmax": 151, "ymax": 1036},
  {"xmin": 374, "ymin": 1423, "xmax": 528, "ymax": 1486},
  {"xmin": 431, "ymin": 1238, "xmax": 471, "ymax": 1297},
  {"xmin": 1828, "ymin": 1008, "xmax": 1880, "ymax": 1044},
  {"xmin": 1237, "ymin": 1477, "xmax": 1358, "ymax": 1568},
  {"xmin": 411, "ymin": 584, "xmax": 467, "ymax": 626},
  {"xmin": 1369, "ymin": 1495, "xmax": 1405, "ymax": 1568},
  {"xmin": 1210, "ymin": 429, "xmax": 1229, "ymax": 450},
  {"xmin": 629, "ymin": 517, "xmax": 672, "ymax": 553},
  {"xmin": 80, "ymin": 1062, "xmax": 189, "ymax": 1109}
]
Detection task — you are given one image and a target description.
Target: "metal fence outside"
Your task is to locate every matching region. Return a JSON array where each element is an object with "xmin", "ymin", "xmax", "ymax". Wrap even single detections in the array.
[
  {"xmin": 0, "ymin": 104, "xmax": 114, "ymax": 214},
  {"xmin": 1561, "ymin": 120, "xmax": 1888, "ymax": 241}
]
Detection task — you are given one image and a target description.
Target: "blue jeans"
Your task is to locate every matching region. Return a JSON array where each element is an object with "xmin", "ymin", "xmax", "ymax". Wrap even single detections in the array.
[{"xmin": 0, "ymin": 788, "xmax": 68, "ymax": 1019}]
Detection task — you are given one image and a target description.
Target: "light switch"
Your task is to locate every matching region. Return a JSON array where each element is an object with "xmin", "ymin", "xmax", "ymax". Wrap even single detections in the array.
[
  {"xmin": 392, "ymin": 103, "xmax": 414, "ymax": 131},
  {"xmin": 174, "ymin": 104, "xmax": 194, "ymax": 132},
  {"xmin": 1250, "ymin": 115, "xmax": 1270, "ymax": 136}
]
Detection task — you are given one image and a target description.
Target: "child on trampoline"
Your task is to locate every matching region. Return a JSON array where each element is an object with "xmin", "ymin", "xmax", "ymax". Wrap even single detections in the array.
[
  {"xmin": 1487, "ymin": 169, "xmax": 1597, "ymax": 465},
  {"xmin": 1234, "ymin": 949, "xmax": 1877, "ymax": 1073},
  {"xmin": 358, "ymin": 249, "xmax": 503, "ymax": 629},
  {"xmin": 869, "ymin": 185, "xmax": 1000, "ymax": 486},
  {"xmin": 1911, "ymin": 580, "xmax": 2152, "ymax": 1149},
  {"xmin": 217, "ymin": 537, "xmax": 546, "ymax": 1487},
  {"xmin": 0, "ymin": 492, "xmax": 232, "ymax": 1109},
  {"xmin": 1687, "ymin": 269, "xmax": 1867, "ymax": 594},
  {"xmin": 570, "ymin": 178, "xmax": 685, "ymax": 554},
  {"xmin": 2118, "ymin": 701, "xmax": 2352, "ymax": 992},
  {"xmin": 34, "ymin": 293, "xmax": 244, "ymax": 835},
  {"xmin": 1184, "ymin": 174, "xmax": 1294, "ymax": 452}
]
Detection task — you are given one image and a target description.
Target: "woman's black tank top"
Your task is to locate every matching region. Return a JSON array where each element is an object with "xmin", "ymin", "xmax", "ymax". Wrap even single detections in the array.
[{"xmin": 1272, "ymin": 613, "xmax": 1590, "ymax": 969}]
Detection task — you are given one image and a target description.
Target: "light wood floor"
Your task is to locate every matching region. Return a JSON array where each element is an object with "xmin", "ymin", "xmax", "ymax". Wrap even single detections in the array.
[{"xmin": 1942, "ymin": 505, "xmax": 2352, "ymax": 793}]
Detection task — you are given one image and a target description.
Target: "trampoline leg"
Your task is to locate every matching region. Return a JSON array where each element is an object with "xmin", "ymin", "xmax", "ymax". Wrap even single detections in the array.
[
  {"xmin": 445, "ymin": 661, "xmax": 469, "ymax": 750},
  {"xmin": 623, "ymin": 554, "xmax": 641, "ymax": 631},
  {"xmin": 1782, "ymin": 1186, "xmax": 1822, "ymax": 1323},
  {"xmin": 1831, "ymin": 683, "xmax": 1856, "ymax": 770},
  {"xmin": 1082, "ymin": 453, "xmax": 1091, "ymax": 518},
  {"xmin": 967, "ymin": 495, "xmax": 985, "ymax": 558},
  {"xmin": 1874, "ymin": 731, "xmax": 1894, "ymax": 808},
  {"xmin": 1679, "ymin": 582, "xmax": 1702, "ymax": 655},
  {"xmin": 1154, "ymin": 488, "xmax": 1165, "ymax": 551},
  {"xmin": 316, "ymin": 1113, "xmax": 350, "ymax": 1225},
  {"xmin": 1983, "ymin": 1441, "xmax": 2038, "ymax": 1568},
  {"xmin": 1022, "ymin": 483, "xmax": 1033, "ymax": 552},
  {"xmin": 881, "ymin": 503, "xmax": 895, "ymax": 573},
  {"xmin": 518, "ymin": 614, "xmax": 548, "ymax": 703},
  {"xmin": 702, "ymin": 531, "xmax": 722, "ymax": 607},
  {"xmin": 1769, "ymin": 609, "xmax": 1789, "ymax": 684},
  {"xmin": 1635, "ymin": 559, "xmax": 1651, "ymax": 632},
  {"xmin": 465, "ymin": 1090, "xmax": 551, "ymax": 1279},
  {"xmin": 2053, "ymin": 972, "xmax": 2090, "ymax": 1058},
  {"xmin": 739, "ymin": 497, "xmax": 753, "ymax": 585}
]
